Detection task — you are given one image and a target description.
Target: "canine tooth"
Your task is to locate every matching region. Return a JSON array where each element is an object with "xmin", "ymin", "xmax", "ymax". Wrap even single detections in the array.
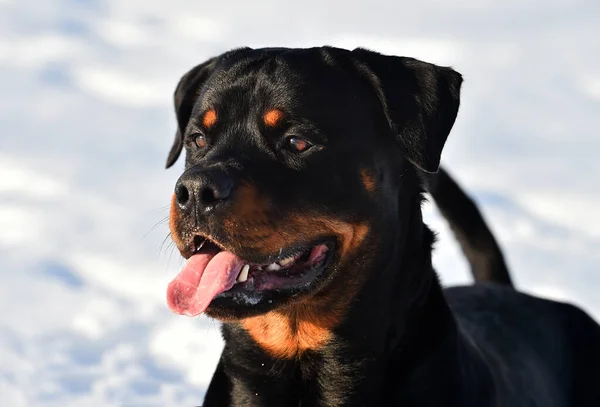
[
  {"xmin": 237, "ymin": 265, "xmax": 249, "ymax": 283},
  {"xmin": 279, "ymin": 257, "xmax": 295, "ymax": 267},
  {"xmin": 266, "ymin": 263, "xmax": 281, "ymax": 271}
]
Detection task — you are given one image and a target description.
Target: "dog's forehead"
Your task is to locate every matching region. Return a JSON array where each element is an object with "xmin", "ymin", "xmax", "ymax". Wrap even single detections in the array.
[{"xmin": 197, "ymin": 47, "xmax": 370, "ymax": 119}]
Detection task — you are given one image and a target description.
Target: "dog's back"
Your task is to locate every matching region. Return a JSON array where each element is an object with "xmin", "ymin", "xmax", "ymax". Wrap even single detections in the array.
[
  {"xmin": 431, "ymin": 171, "xmax": 600, "ymax": 406},
  {"xmin": 445, "ymin": 283, "xmax": 600, "ymax": 406}
]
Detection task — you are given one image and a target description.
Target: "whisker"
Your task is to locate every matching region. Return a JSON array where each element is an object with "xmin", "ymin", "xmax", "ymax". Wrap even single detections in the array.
[
  {"xmin": 167, "ymin": 241, "xmax": 180, "ymax": 270},
  {"xmin": 152, "ymin": 205, "xmax": 171, "ymax": 213},
  {"xmin": 159, "ymin": 232, "xmax": 173, "ymax": 255},
  {"xmin": 144, "ymin": 216, "xmax": 170, "ymax": 239}
]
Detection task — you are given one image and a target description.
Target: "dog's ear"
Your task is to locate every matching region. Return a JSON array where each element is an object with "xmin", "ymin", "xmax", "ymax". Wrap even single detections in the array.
[
  {"xmin": 351, "ymin": 48, "xmax": 463, "ymax": 173},
  {"xmin": 166, "ymin": 57, "xmax": 218, "ymax": 169}
]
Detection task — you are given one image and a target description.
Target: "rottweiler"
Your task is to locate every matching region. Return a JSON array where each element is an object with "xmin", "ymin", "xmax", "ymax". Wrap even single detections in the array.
[{"xmin": 164, "ymin": 46, "xmax": 600, "ymax": 407}]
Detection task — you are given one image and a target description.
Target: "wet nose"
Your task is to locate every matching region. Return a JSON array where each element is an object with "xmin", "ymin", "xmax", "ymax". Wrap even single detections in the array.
[{"xmin": 174, "ymin": 167, "xmax": 234, "ymax": 214}]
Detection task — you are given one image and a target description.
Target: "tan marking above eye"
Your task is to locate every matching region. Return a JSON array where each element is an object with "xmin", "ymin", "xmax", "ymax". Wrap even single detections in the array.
[
  {"xmin": 202, "ymin": 109, "xmax": 217, "ymax": 128},
  {"xmin": 264, "ymin": 109, "xmax": 284, "ymax": 127}
]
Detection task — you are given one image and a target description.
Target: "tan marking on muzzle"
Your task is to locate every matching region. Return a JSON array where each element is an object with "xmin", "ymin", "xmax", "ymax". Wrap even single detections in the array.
[
  {"xmin": 241, "ymin": 218, "xmax": 370, "ymax": 359},
  {"xmin": 360, "ymin": 168, "xmax": 376, "ymax": 193}
]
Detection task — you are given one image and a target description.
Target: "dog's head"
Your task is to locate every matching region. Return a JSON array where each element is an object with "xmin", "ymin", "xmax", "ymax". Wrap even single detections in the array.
[{"xmin": 165, "ymin": 46, "xmax": 462, "ymax": 322}]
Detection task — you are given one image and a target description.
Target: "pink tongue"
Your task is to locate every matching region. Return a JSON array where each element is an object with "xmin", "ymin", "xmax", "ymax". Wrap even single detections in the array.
[{"xmin": 167, "ymin": 251, "xmax": 244, "ymax": 317}]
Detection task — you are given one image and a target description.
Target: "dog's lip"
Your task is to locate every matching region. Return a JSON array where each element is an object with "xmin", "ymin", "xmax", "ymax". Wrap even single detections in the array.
[
  {"xmin": 179, "ymin": 233, "xmax": 226, "ymax": 259},
  {"xmin": 184, "ymin": 233, "xmax": 336, "ymax": 266},
  {"xmin": 209, "ymin": 239, "xmax": 338, "ymax": 313},
  {"xmin": 170, "ymin": 234, "xmax": 337, "ymax": 316}
]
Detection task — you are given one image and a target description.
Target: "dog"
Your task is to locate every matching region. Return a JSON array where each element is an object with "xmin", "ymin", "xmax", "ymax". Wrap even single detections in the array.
[{"xmin": 164, "ymin": 46, "xmax": 600, "ymax": 406}]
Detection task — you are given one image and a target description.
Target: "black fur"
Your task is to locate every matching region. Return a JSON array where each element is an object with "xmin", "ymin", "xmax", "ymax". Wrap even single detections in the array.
[
  {"xmin": 427, "ymin": 167, "xmax": 514, "ymax": 287},
  {"xmin": 165, "ymin": 46, "xmax": 600, "ymax": 406}
]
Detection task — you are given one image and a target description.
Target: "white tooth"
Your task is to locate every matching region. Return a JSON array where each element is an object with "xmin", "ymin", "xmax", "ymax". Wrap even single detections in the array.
[
  {"xmin": 279, "ymin": 257, "xmax": 295, "ymax": 267},
  {"xmin": 266, "ymin": 263, "xmax": 281, "ymax": 271},
  {"xmin": 237, "ymin": 265, "xmax": 249, "ymax": 283}
]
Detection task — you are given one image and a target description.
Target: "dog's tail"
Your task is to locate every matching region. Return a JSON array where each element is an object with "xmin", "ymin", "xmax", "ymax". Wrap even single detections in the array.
[{"xmin": 427, "ymin": 168, "xmax": 514, "ymax": 287}]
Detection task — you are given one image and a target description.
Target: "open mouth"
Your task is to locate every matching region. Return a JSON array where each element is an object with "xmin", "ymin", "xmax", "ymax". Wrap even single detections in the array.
[{"xmin": 166, "ymin": 235, "xmax": 335, "ymax": 317}]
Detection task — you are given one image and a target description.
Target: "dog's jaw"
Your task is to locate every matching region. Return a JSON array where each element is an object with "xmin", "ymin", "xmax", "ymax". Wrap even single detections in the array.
[{"xmin": 210, "ymin": 192, "xmax": 465, "ymax": 406}]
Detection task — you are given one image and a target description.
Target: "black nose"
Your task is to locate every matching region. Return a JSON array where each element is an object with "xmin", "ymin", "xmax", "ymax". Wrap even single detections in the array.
[{"xmin": 175, "ymin": 167, "xmax": 234, "ymax": 213}]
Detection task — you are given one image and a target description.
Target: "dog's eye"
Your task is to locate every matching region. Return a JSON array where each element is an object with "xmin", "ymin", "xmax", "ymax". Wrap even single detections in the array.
[
  {"xmin": 286, "ymin": 136, "xmax": 312, "ymax": 153},
  {"xmin": 193, "ymin": 133, "xmax": 207, "ymax": 149}
]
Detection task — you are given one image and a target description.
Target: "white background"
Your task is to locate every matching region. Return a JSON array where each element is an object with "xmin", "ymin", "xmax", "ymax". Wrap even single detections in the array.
[{"xmin": 1, "ymin": 0, "xmax": 599, "ymax": 405}]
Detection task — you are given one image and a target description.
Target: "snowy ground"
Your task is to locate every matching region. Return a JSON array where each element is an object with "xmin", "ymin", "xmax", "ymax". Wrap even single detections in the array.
[{"xmin": 1, "ymin": 0, "xmax": 599, "ymax": 406}]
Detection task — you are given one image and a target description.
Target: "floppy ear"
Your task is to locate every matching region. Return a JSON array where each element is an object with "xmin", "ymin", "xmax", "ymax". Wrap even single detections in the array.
[
  {"xmin": 165, "ymin": 57, "xmax": 218, "ymax": 169},
  {"xmin": 351, "ymin": 48, "xmax": 463, "ymax": 173}
]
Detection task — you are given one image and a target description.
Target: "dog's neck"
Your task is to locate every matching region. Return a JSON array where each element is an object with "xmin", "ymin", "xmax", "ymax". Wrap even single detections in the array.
[{"xmin": 210, "ymin": 192, "xmax": 488, "ymax": 406}]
